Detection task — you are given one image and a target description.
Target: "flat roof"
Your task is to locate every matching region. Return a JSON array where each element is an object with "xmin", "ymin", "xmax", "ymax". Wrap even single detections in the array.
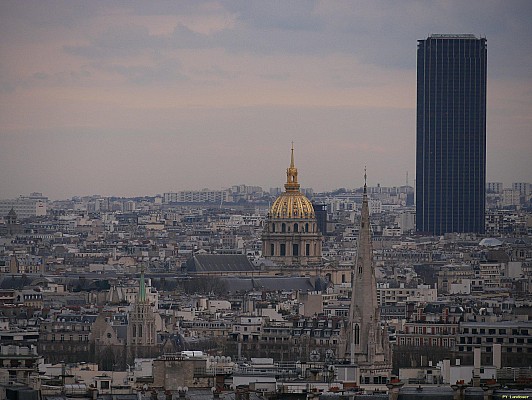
[{"xmin": 430, "ymin": 33, "xmax": 479, "ymax": 39}]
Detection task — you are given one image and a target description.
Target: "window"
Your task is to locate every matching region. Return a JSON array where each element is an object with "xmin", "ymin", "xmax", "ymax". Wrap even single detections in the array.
[
  {"xmin": 293, "ymin": 244, "xmax": 299, "ymax": 257},
  {"xmin": 280, "ymin": 244, "xmax": 286, "ymax": 256}
]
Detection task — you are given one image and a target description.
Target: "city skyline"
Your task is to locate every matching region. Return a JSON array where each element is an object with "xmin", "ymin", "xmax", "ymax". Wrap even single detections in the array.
[{"xmin": 1, "ymin": 1, "xmax": 532, "ymax": 200}]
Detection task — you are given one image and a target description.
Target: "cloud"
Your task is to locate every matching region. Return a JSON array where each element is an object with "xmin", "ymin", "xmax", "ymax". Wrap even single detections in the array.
[
  {"xmin": 1, "ymin": 0, "xmax": 531, "ymax": 198},
  {"xmin": 94, "ymin": 58, "xmax": 187, "ymax": 85}
]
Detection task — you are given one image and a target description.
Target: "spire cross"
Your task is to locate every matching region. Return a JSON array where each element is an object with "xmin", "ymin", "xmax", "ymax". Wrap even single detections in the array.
[{"xmin": 290, "ymin": 141, "xmax": 295, "ymax": 168}]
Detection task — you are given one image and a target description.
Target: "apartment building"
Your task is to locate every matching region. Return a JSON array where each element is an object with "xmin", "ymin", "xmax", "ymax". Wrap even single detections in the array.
[{"xmin": 0, "ymin": 193, "xmax": 48, "ymax": 219}]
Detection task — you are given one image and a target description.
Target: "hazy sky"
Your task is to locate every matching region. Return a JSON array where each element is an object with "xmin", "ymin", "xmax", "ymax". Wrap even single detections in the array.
[{"xmin": 1, "ymin": 1, "xmax": 531, "ymax": 200}]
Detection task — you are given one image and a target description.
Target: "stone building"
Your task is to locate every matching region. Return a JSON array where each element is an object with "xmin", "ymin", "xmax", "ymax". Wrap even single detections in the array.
[
  {"xmin": 38, "ymin": 313, "xmax": 96, "ymax": 365},
  {"xmin": 261, "ymin": 146, "xmax": 322, "ymax": 266},
  {"xmin": 228, "ymin": 315, "xmax": 346, "ymax": 363}
]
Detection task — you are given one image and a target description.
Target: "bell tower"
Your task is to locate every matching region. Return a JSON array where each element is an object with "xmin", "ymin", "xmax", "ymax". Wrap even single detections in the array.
[{"xmin": 127, "ymin": 265, "xmax": 157, "ymax": 361}]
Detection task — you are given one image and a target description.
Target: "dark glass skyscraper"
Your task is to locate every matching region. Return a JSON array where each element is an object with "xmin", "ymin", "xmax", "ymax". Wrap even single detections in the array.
[{"xmin": 416, "ymin": 34, "xmax": 487, "ymax": 234}]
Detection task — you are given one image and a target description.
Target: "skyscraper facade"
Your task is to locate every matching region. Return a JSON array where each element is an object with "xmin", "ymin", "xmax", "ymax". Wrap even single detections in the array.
[{"xmin": 416, "ymin": 34, "xmax": 487, "ymax": 234}]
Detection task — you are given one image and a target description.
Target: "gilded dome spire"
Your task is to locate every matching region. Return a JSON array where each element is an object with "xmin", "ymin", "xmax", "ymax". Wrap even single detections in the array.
[
  {"xmin": 285, "ymin": 142, "xmax": 300, "ymax": 192},
  {"xmin": 270, "ymin": 144, "xmax": 315, "ymax": 219}
]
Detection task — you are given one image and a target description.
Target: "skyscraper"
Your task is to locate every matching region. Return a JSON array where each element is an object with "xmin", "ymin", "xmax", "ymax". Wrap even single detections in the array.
[{"xmin": 416, "ymin": 34, "xmax": 487, "ymax": 234}]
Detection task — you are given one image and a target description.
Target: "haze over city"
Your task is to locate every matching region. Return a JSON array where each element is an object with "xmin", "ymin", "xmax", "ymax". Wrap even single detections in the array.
[{"xmin": 1, "ymin": 0, "xmax": 531, "ymax": 200}]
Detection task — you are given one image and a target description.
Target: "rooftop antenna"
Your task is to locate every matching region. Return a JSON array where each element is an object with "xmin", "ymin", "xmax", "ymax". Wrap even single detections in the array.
[{"xmin": 406, "ymin": 171, "xmax": 409, "ymax": 187}]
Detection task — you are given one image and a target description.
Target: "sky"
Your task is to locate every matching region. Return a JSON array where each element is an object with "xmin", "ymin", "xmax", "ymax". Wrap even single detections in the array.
[{"xmin": 1, "ymin": 1, "xmax": 531, "ymax": 200}]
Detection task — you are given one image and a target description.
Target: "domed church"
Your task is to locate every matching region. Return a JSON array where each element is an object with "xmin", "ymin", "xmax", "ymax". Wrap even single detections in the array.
[{"xmin": 262, "ymin": 146, "xmax": 322, "ymax": 266}]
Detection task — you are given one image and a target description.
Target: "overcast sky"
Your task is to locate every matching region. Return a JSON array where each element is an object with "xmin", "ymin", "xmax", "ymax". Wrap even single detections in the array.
[{"xmin": 1, "ymin": 1, "xmax": 531, "ymax": 200}]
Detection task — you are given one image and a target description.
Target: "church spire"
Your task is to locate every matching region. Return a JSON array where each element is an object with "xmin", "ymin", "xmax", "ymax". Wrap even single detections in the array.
[
  {"xmin": 364, "ymin": 166, "xmax": 367, "ymax": 194},
  {"xmin": 284, "ymin": 142, "xmax": 300, "ymax": 192},
  {"xmin": 139, "ymin": 264, "xmax": 147, "ymax": 303},
  {"xmin": 343, "ymin": 169, "xmax": 391, "ymax": 379}
]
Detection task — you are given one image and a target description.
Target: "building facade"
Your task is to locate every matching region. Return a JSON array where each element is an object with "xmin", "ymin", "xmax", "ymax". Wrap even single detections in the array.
[
  {"xmin": 0, "ymin": 193, "xmax": 48, "ymax": 219},
  {"xmin": 416, "ymin": 34, "xmax": 487, "ymax": 234}
]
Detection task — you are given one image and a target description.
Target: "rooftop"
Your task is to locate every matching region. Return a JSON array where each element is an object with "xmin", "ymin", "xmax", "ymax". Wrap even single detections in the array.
[{"xmin": 429, "ymin": 33, "xmax": 479, "ymax": 39}]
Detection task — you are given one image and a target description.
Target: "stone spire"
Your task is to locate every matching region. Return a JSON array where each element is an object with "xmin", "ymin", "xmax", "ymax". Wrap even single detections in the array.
[
  {"xmin": 344, "ymin": 170, "xmax": 391, "ymax": 381},
  {"xmin": 139, "ymin": 264, "xmax": 147, "ymax": 303}
]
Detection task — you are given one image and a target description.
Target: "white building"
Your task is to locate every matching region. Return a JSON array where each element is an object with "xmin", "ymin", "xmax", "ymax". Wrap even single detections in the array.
[
  {"xmin": 502, "ymin": 188, "xmax": 520, "ymax": 207},
  {"xmin": 395, "ymin": 210, "xmax": 416, "ymax": 233},
  {"xmin": 512, "ymin": 182, "xmax": 531, "ymax": 196},
  {"xmin": 163, "ymin": 189, "xmax": 230, "ymax": 203},
  {"xmin": 486, "ymin": 182, "xmax": 503, "ymax": 194},
  {"xmin": 376, "ymin": 283, "xmax": 437, "ymax": 307},
  {"xmin": 0, "ymin": 193, "xmax": 48, "ymax": 219}
]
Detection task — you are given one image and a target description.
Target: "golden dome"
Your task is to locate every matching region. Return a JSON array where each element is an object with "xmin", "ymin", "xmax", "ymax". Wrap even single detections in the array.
[
  {"xmin": 270, "ymin": 192, "xmax": 315, "ymax": 219},
  {"xmin": 269, "ymin": 145, "xmax": 315, "ymax": 219}
]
